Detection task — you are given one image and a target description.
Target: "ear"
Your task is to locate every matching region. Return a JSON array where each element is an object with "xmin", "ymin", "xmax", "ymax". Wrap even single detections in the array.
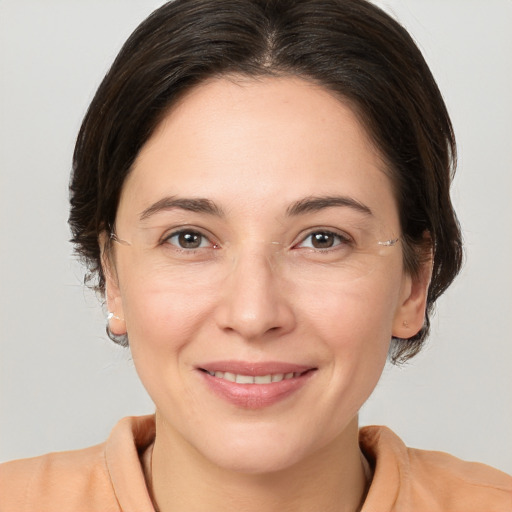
[
  {"xmin": 99, "ymin": 231, "xmax": 127, "ymax": 336},
  {"xmin": 392, "ymin": 257, "xmax": 432, "ymax": 339}
]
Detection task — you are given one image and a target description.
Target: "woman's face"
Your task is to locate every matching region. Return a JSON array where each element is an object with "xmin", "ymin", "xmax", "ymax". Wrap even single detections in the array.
[{"xmin": 106, "ymin": 77, "xmax": 427, "ymax": 472}]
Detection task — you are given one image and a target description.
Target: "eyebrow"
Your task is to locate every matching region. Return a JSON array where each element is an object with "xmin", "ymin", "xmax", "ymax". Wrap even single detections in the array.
[
  {"xmin": 286, "ymin": 195, "xmax": 373, "ymax": 217},
  {"xmin": 139, "ymin": 196, "xmax": 224, "ymax": 221},
  {"xmin": 139, "ymin": 194, "xmax": 372, "ymax": 221}
]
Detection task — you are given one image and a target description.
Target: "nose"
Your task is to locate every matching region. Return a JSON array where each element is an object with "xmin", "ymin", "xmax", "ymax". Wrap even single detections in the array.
[{"xmin": 214, "ymin": 248, "xmax": 296, "ymax": 341}]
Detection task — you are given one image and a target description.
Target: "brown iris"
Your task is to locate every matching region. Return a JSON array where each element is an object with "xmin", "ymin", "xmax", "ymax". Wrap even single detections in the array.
[
  {"xmin": 310, "ymin": 232, "xmax": 336, "ymax": 249},
  {"xmin": 178, "ymin": 231, "xmax": 203, "ymax": 249}
]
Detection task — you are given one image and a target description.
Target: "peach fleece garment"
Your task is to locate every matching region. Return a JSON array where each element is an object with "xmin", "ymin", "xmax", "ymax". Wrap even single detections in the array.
[{"xmin": 1, "ymin": 415, "xmax": 511, "ymax": 511}]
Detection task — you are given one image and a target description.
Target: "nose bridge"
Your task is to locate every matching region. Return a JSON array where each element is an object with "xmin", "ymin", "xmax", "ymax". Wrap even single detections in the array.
[{"xmin": 214, "ymin": 242, "xmax": 294, "ymax": 340}]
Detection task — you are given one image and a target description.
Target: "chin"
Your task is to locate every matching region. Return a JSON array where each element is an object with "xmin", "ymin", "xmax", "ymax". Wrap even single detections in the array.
[
  {"xmin": 189, "ymin": 419, "xmax": 327, "ymax": 475},
  {"xmin": 205, "ymin": 441, "xmax": 307, "ymax": 475}
]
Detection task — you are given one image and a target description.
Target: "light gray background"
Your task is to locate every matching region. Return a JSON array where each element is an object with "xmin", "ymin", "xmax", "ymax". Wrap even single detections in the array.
[{"xmin": 1, "ymin": 1, "xmax": 511, "ymax": 474}]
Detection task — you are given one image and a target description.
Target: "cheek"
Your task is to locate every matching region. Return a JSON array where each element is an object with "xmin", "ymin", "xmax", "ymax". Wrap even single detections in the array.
[
  {"xmin": 298, "ymin": 274, "xmax": 401, "ymax": 395},
  {"xmin": 120, "ymin": 278, "xmax": 218, "ymax": 408},
  {"xmin": 118, "ymin": 264, "xmax": 217, "ymax": 355},
  {"xmin": 301, "ymin": 275, "xmax": 400, "ymax": 344}
]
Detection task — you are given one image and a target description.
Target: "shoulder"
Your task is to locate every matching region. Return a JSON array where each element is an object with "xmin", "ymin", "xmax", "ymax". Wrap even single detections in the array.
[
  {"xmin": 360, "ymin": 425, "xmax": 512, "ymax": 511},
  {"xmin": 407, "ymin": 446, "xmax": 512, "ymax": 511},
  {"xmin": 0, "ymin": 415, "xmax": 155, "ymax": 512},
  {"xmin": 0, "ymin": 442, "xmax": 119, "ymax": 512}
]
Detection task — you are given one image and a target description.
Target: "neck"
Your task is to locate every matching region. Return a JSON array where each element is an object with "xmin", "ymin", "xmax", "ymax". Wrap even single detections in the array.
[{"xmin": 146, "ymin": 414, "xmax": 371, "ymax": 512}]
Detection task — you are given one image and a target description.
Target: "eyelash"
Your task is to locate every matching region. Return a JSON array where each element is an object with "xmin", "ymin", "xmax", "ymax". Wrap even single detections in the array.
[
  {"xmin": 162, "ymin": 229, "xmax": 218, "ymax": 251},
  {"xmin": 293, "ymin": 230, "xmax": 353, "ymax": 251},
  {"xmin": 161, "ymin": 228, "xmax": 353, "ymax": 253}
]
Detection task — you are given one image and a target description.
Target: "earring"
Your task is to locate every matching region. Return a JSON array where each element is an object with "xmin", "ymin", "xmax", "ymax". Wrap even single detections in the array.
[
  {"xmin": 402, "ymin": 320, "xmax": 410, "ymax": 328},
  {"xmin": 106, "ymin": 312, "xmax": 128, "ymax": 347},
  {"xmin": 107, "ymin": 312, "xmax": 125, "ymax": 322}
]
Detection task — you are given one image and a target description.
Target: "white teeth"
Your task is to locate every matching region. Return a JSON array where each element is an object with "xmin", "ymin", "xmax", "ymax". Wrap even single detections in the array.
[
  {"xmin": 254, "ymin": 375, "xmax": 272, "ymax": 384},
  {"xmin": 206, "ymin": 370, "xmax": 302, "ymax": 384},
  {"xmin": 236, "ymin": 374, "xmax": 255, "ymax": 384}
]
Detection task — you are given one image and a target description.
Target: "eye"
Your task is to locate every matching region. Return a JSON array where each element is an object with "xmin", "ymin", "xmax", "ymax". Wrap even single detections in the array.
[
  {"xmin": 165, "ymin": 230, "xmax": 214, "ymax": 250},
  {"xmin": 295, "ymin": 230, "xmax": 350, "ymax": 250}
]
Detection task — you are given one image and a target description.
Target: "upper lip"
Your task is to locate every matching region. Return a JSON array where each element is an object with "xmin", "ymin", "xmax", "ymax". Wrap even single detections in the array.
[{"xmin": 197, "ymin": 360, "xmax": 315, "ymax": 376}]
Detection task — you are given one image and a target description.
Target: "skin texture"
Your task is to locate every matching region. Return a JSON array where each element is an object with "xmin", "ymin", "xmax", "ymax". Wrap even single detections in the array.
[{"xmin": 104, "ymin": 76, "xmax": 430, "ymax": 512}]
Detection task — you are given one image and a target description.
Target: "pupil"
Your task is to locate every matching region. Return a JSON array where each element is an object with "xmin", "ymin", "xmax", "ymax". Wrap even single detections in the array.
[
  {"xmin": 179, "ymin": 232, "xmax": 201, "ymax": 248},
  {"xmin": 312, "ymin": 232, "xmax": 334, "ymax": 249}
]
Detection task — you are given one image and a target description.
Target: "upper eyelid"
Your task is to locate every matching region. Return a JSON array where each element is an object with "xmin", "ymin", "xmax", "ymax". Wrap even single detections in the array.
[
  {"xmin": 157, "ymin": 225, "xmax": 357, "ymax": 248},
  {"xmin": 293, "ymin": 227, "xmax": 353, "ymax": 245},
  {"xmin": 302, "ymin": 228, "xmax": 351, "ymax": 238},
  {"xmin": 161, "ymin": 226, "xmax": 217, "ymax": 244}
]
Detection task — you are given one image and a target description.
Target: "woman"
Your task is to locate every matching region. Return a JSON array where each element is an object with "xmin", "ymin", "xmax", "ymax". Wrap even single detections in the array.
[{"xmin": 1, "ymin": 0, "xmax": 510, "ymax": 510}]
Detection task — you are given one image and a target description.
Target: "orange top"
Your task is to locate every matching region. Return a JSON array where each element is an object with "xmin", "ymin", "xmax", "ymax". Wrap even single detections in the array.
[{"xmin": 1, "ymin": 415, "xmax": 511, "ymax": 511}]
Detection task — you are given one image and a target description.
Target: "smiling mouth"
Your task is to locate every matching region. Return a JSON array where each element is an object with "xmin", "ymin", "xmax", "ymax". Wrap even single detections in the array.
[
  {"xmin": 198, "ymin": 365, "xmax": 316, "ymax": 408},
  {"xmin": 199, "ymin": 369, "xmax": 312, "ymax": 384}
]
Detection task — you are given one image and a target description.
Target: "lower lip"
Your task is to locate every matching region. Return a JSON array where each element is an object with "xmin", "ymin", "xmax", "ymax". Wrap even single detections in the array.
[{"xmin": 200, "ymin": 370, "xmax": 315, "ymax": 409}]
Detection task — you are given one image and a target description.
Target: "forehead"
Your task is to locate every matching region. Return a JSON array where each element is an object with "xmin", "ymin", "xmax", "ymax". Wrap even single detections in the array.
[{"xmin": 118, "ymin": 76, "xmax": 398, "ymax": 227}]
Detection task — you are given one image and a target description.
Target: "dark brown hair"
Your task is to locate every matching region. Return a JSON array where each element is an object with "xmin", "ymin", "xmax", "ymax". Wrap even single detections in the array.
[{"xmin": 69, "ymin": 0, "xmax": 463, "ymax": 363}]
